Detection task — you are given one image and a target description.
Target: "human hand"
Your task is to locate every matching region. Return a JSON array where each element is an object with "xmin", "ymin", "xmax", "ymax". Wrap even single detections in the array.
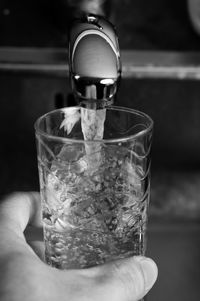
[{"xmin": 0, "ymin": 192, "xmax": 158, "ymax": 301}]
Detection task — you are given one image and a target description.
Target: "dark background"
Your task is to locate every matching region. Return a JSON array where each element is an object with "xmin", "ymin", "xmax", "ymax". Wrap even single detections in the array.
[{"xmin": 0, "ymin": 0, "xmax": 200, "ymax": 50}]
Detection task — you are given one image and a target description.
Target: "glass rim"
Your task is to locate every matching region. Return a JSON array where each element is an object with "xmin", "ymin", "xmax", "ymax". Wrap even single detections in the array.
[{"xmin": 34, "ymin": 106, "xmax": 153, "ymax": 144}]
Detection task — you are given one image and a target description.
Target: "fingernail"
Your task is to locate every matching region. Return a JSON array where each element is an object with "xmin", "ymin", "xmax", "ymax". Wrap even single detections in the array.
[{"xmin": 135, "ymin": 257, "xmax": 158, "ymax": 292}]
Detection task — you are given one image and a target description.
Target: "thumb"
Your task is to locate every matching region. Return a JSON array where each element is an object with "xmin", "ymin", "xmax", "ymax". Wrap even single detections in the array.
[{"xmin": 82, "ymin": 256, "xmax": 158, "ymax": 301}]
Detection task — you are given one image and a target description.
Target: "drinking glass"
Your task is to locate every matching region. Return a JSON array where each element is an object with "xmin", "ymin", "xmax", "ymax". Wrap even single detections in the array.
[{"xmin": 35, "ymin": 106, "xmax": 153, "ymax": 269}]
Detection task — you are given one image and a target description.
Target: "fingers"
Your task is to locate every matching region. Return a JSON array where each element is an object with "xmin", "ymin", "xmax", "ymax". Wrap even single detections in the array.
[
  {"xmin": 0, "ymin": 192, "xmax": 42, "ymax": 235},
  {"xmin": 109, "ymin": 256, "xmax": 158, "ymax": 299},
  {"xmin": 78, "ymin": 256, "xmax": 158, "ymax": 301},
  {"xmin": 27, "ymin": 241, "xmax": 45, "ymax": 261}
]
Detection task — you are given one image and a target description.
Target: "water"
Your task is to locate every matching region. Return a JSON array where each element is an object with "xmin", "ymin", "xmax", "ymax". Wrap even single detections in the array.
[{"xmin": 39, "ymin": 142, "xmax": 149, "ymax": 269}]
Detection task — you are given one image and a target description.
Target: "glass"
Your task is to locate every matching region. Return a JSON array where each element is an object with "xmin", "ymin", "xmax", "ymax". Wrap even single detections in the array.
[{"xmin": 35, "ymin": 106, "xmax": 153, "ymax": 269}]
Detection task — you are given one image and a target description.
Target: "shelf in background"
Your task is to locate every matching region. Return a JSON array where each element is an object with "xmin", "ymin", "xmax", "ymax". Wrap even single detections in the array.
[{"xmin": 1, "ymin": 48, "xmax": 200, "ymax": 79}]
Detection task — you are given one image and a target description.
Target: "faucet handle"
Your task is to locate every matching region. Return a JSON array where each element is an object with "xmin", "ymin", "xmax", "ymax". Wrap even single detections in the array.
[{"xmin": 69, "ymin": 14, "xmax": 121, "ymax": 106}]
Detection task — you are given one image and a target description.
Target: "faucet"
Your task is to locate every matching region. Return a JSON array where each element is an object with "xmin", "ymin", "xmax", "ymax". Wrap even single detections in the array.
[{"xmin": 68, "ymin": 12, "xmax": 121, "ymax": 109}]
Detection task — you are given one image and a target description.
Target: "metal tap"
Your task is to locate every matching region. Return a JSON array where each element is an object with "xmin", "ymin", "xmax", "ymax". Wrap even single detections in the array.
[{"xmin": 69, "ymin": 13, "xmax": 121, "ymax": 108}]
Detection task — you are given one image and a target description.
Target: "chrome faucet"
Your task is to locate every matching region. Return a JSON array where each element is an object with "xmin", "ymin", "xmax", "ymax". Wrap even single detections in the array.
[{"xmin": 68, "ymin": 13, "xmax": 121, "ymax": 108}]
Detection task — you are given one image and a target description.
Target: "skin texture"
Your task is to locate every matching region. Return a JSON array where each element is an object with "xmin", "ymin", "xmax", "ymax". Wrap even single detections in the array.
[{"xmin": 0, "ymin": 192, "xmax": 158, "ymax": 301}]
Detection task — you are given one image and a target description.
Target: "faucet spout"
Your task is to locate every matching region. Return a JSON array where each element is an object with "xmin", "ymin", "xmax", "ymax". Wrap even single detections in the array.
[{"xmin": 69, "ymin": 14, "xmax": 121, "ymax": 108}]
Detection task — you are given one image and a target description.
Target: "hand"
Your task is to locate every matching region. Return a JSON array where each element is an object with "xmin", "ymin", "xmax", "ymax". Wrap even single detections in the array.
[{"xmin": 0, "ymin": 192, "xmax": 158, "ymax": 301}]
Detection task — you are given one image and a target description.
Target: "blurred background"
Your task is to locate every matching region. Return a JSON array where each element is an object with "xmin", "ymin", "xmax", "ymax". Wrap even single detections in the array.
[{"xmin": 0, "ymin": 0, "xmax": 200, "ymax": 300}]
